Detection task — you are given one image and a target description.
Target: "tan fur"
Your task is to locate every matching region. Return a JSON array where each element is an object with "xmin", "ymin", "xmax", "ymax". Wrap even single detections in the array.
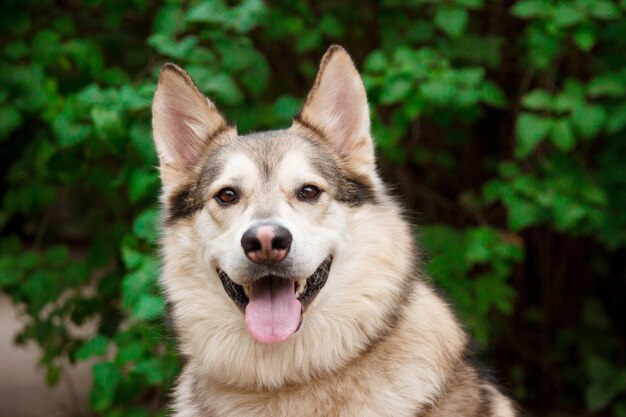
[{"xmin": 152, "ymin": 45, "xmax": 518, "ymax": 417}]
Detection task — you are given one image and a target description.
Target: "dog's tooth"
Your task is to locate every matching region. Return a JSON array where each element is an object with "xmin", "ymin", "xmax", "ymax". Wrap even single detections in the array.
[
  {"xmin": 294, "ymin": 278, "xmax": 307, "ymax": 298},
  {"xmin": 243, "ymin": 284, "xmax": 250, "ymax": 297}
]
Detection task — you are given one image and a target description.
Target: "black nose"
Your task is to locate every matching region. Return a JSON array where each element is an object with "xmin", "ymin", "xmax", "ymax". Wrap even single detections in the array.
[{"xmin": 241, "ymin": 223, "xmax": 292, "ymax": 264}]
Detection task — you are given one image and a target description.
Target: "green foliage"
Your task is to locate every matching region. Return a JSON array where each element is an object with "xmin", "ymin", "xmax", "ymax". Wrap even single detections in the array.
[
  {"xmin": 421, "ymin": 226, "xmax": 523, "ymax": 344},
  {"xmin": 1, "ymin": 0, "xmax": 625, "ymax": 416}
]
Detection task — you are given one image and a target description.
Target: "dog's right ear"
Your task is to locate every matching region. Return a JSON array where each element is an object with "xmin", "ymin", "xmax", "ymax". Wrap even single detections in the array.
[{"xmin": 152, "ymin": 64, "xmax": 232, "ymax": 180}]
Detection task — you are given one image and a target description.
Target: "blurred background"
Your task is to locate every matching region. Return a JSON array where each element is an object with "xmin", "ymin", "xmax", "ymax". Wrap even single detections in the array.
[{"xmin": 1, "ymin": 0, "xmax": 625, "ymax": 416}]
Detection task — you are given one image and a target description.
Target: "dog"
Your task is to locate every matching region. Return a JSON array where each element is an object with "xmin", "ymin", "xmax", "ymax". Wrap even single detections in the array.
[{"xmin": 151, "ymin": 45, "xmax": 518, "ymax": 417}]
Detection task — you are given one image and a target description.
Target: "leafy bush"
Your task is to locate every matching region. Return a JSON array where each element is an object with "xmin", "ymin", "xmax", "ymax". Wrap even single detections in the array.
[{"xmin": 1, "ymin": 0, "xmax": 625, "ymax": 415}]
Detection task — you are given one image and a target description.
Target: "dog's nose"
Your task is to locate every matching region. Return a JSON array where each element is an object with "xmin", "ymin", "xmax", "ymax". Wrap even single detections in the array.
[{"xmin": 241, "ymin": 223, "xmax": 292, "ymax": 264}]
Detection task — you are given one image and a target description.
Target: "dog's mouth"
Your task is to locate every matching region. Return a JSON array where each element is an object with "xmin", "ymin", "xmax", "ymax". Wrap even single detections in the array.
[{"xmin": 217, "ymin": 256, "xmax": 333, "ymax": 344}]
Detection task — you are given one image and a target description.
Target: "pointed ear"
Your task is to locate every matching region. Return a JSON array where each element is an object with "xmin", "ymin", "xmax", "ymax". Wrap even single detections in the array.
[
  {"xmin": 294, "ymin": 45, "xmax": 374, "ymax": 167},
  {"xmin": 152, "ymin": 64, "xmax": 232, "ymax": 171}
]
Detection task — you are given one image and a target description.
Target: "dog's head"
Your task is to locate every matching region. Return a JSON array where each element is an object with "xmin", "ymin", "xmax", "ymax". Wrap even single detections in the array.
[{"xmin": 152, "ymin": 46, "xmax": 414, "ymax": 388}]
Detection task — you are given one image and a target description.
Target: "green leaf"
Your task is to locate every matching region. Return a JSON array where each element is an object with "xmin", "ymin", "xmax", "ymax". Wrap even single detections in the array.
[
  {"xmin": 521, "ymin": 89, "xmax": 553, "ymax": 110},
  {"xmin": 380, "ymin": 77, "xmax": 414, "ymax": 104},
  {"xmin": 133, "ymin": 294, "xmax": 165, "ymax": 320},
  {"xmin": 52, "ymin": 110, "xmax": 91, "ymax": 148},
  {"xmin": 590, "ymin": 1, "xmax": 621, "ymax": 19},
  {"xmin": 0, "ymin": 257, "xmax": 22, "ymax": 288},
  {"xmin": 121, "ymin": 238, "xmax": 143, "ymax": 270},
  {"xmin": 76, "ymin": 335, "xmax": 111, "ymax": 360},
  {"xmin": 91, "ymin": 362, "xmax": 120, "ymax": 411},
  {"xmin": 550, "ymin": 119, "xmax": 576, "ymax": 152},
  {"xmin": 232, "ymin": 0, "xmax": 267, "ymax": 32},
  {"xmin": 482, "ymin": 179, "xmax": 506, "ymax": 204},
  {"xmin": 272, "ymin": 95, "xmax": 301, "ymax": 121},
  {"xmin": 553, "ymin": 79, "xmax": 586, "ymax": 113},
  {"xmin": 295, "ymin": 31, "xmax": 321, "ymax": 53},
  {"xmin": 147, "ymin": 34, "xmax": 197, "ymax": 59},
  {"xmin": 480, "ymin": 82, "xmax": 507, "ymax": 107},
  {"xmin": 552, "ymin": 3, "xmax": 586, "ymax": 28},
  {"xmin": 4, "ymin": 40, "xmax": 28, "ymax": 60},
  {"xmin": 185, "ymin": 1, "xmax": 228, "ymax": 25},
  {"xmin": 573, "ymin": 25, "xmax": 596, "ymax": 52},
  {"xmin": 134, "ymin": 357, "xmax": 166, "ymax": 384},
  {"xmin": 364, "ymin": 50, "xmax": 388, "ymax": 73},
  {"xmin": 516, "ymin": 113, "xmax": 554, "ymax": 157},
  {"xmin": 584, "ymin": 355, "xmax": 624, "ymax": 412},
  {"xmin": 128, "ymin": 168, "xmax": 158, "ymax": 203},
  {"xmin": 506, "ymin": 195, "xmax": 546, "ymax": 231},
  {"xmin": 464, "ymin": 228, "xmax": 497, "ymax": 264},
  {"xmin": 91, "ymin": 107, "xmax": 124, "ymax": 141},
  {"xmin": 118, "ymin": 84, "xmax": 153, "ymax": 111},
  {"xmin": 455, "ymin": 67, "xmax": 485, "ymax": 86},
  {"xmin": 588, "ymin": 73, "xmax": 626, "ymax": 98},
  {"xmin": 456, "ymin": 0, "xmax": 483, "ymax": 9},
  {"xmin": 527, "ymin": 25, "xmax": 560, "ymax": 69},
  {"xmin": 153, "ymin": 5, "xmax": 184, "ymax": 35},
  {"xmin": 606, "ymin": 104, "xmax": 626, "ymax": 134},
  {"xmin": 188, "ymin": 69, "xmax": 243, "ymax": 106},
  {"xmin": 31, "ymin": 30, "xmax": 61, "ymax": 65},
  {"xmin": 130, "ymin": 122, "xmax": 157, "ymax": 165},
  {"xmin": 45, "ymin": 246, "xmax": 70, "ymax": 266},
  {"xmin": 586, "ymin": 355, "xmax": 615, "ymax": 385},
  {"xmin": 0, "ymin": 105, "xmax": 22, "ymax": 140},
  {"xmin": 121, "ymin": 259, "xmax": 159, "ymax": 310},
  {"xmin": 571, "ymin": 104, "xmax": 607, "ymax": 139},
  {"xmin": 511, "ymin": 0, "xmax": 552, "ymax": 18},
  {"xmin": 117, "ymin": 341, "xmax": 144, "ymax": 364},
  {"xmin": 319, "ymin": 14, "xmax": 345, "ymax": 38},
  {"xmin": 434, "ymin": 7, "xmax": 469, "ymax": 38},
  {"xmin": 420, "ymin": 80, "xmax": 456, "ymax": 106},
  {"xmin": 553, "ymin": 197, "xmax": 587, "ymax": 230},
  {"xmin": 133, "ymin": 209, "xmax": 159, "ymax": 244},
  {"xmin": 19, "ymin": 251, "xmax": 41, "ymax": 270},
  {"xmin": 46, "ymin": 365, "xmax": 61, "ymax": 386}
]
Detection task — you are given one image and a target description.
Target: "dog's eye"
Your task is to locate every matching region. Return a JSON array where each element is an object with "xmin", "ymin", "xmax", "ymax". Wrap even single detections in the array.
[
  {"xmin": 215, "ymin": 188, "xmax": 239, "ymax": 205},
  {"xmin": 298, "ymin": 185, "xmax": 321, "ymax": 200}
]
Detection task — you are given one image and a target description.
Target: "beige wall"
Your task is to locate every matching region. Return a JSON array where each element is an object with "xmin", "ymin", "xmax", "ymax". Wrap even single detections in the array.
[{"xmin": 0, "ymin": 294, "xmax": 91, "ymax": 417}]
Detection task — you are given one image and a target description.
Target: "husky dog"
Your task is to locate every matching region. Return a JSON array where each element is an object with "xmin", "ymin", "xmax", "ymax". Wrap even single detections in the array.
[{"xmin": 151, "ymin": 45, "xmax": 517, "ymax": 417}]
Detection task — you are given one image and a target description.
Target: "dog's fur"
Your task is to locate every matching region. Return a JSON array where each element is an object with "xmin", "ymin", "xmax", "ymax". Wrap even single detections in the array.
[{"xmin": 151, "ymin": 45, "xmax": 517, "ymax": 417}]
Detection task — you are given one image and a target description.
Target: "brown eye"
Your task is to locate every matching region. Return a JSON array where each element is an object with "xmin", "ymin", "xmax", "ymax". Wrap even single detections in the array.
[
  {"xmin": 299, "ymin": 184, "xmax": 321, "ymax": 200},
  {"xmin": 215, "ymin": 188, "xmax": 239, "ymax": 205}
]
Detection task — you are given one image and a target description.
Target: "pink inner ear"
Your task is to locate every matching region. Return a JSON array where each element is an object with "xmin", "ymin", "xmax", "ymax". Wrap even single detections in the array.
[
  {"xmin": 330, "ymin": 75, "xmax": 363, "ymax": 155},
  {"xmin": 165, "ymin": 110, "xmax": 205, "ymax": 167},
  {"xmin": 153, "ymin": 70, "xmax": 229, "ymax": 168}
]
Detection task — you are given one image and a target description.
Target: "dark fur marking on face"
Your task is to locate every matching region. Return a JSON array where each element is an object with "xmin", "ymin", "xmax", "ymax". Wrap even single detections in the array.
[
  {"xmin": 293, "ymin": 117, "xmax": 378, "ymax": 207},
  {"xmin": 167, "ymin": 185, "xmax": 203, "ymax": 223},
  {"xmin": 300, "ymin": 136, "xmax": 377, "ymax": 207},
  {"xmin": 336, "ymin": 176, "xmax": 376, "ymax": 207}
]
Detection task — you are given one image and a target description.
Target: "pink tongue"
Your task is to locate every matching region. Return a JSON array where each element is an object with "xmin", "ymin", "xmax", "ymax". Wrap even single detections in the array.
[{"xmin": 244, "ymin": 278, "xmax": 302, "ymax": 344}]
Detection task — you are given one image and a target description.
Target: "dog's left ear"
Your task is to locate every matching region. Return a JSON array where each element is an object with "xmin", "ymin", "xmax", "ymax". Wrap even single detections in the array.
[{"xmin": 294, "ymin": 45, "xmax": 374, "ymax": 169}]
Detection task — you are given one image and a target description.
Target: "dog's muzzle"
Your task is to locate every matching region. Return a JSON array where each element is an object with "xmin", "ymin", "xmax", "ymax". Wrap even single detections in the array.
[{"xmin": 217, "ymin": 255, "xmax": 333, "ymax": 312}]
